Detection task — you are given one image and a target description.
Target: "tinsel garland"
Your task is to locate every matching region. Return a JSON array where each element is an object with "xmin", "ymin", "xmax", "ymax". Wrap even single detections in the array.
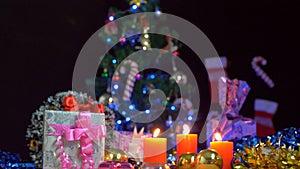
[
  {"xmin": 232, "ymin": 127, "xmax": 300, "ymax": 168},
  {"xmin": 25, "ymin": 90, "xmax": 116, "ymax": 168},
  {"xmin": 0, "ymin": 149, "xmax": 36, "ymax": 168}
]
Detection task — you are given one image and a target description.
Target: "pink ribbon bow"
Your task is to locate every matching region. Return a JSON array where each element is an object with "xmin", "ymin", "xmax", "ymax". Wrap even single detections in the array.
[{"xmin": 49, "ymin": 111, "xmax": 106, "ymax": 169}]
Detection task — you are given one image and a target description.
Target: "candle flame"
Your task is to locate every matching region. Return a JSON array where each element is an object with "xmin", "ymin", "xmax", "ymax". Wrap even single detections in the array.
[
  {"xmin": 153, "ymin": 128, "xmax": 160, "ymax": 137},
  {"xmin": 182, "ymin": 124, "xmax": 190, "ymax": 134},
  {"xmin": 214, "ymin": 132, "xmax": 222, "ymax": 141}
]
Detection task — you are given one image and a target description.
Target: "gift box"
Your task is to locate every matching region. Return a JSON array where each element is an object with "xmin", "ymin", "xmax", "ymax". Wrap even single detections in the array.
[
  {"xmin": 206, "ymin": 77, "xmax": 256, "ymax": 147},
  {"xmin": 112, "ymin": 129, "xmax": 152, "ymax": 161},
  {"xmin": 218, "ymin": 77, "xmax": 256, "ymax": 141},
  {"xmin": 42, "ymin": 110, "xmax": 105, "ymax": 169},
  {"xmin": 222, "ymin": 116, "xmax": 256, "ymax": 141}
]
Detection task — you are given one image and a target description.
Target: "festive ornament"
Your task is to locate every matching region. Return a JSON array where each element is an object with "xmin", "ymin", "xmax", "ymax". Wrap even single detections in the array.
[
  {"xmin": 26, "ymin": 90, "xmax": 102, "ymax": 168},
  {"xmin": 170, "ymin": 71, "xmax": 187, "ymax": 85},
  {"xmin": 113, "ymin": 72, "xmax": 121, "ymax": 81},
  {"xmin": 195, "ymin": 149, "xmax": 223, "ymax": 169},
  {"xmin": 62, "ymin": 94, "xmax": 79, "ymax": 111},
  {"xmin": 165, "ymin": 115, "xmax": 173, "ymax": 127},
  {"xmin": 104, "ymin": 148, "xmax": 128, "ymax": 162},
  {"xmin": 26, "ymin": 91, "xmax": 115, "ymax": 168},
  {"xmin": 99, "ymin": 93, "xmax": 111, "ymax": 104},
  {"xmin": 251, "ymin": 56, "xmax": 275, "ymax": 88},
  {"xmin": 121, "ymin": 59, "xmax": 139, "ymax": 101},
  {"xmin": 254, "ymin": 98, "xmax": 278, "ymax": 137},
  {"xmin": 231, "ymin": 161, "xmax": 247, "ymax": 169},
  {"xmin": 29, "ymin": 139, "xmax": 38, "ymax": 150},
  {"xmin": 140, "ymin": 33, "xmax": 151, "ymax": 50},
  {"xmin": 155, "ymin": 7, "xmax": 161, "ymax": 17},
  {"xmin": 104, "ymin": 21, "xmax": 118, "ymax": 35},
  {"xmin": 232, "ymin": 127, "xmax": 300, "ymax": 168},
  {"xmin": 217, "ymin": 76, "xmax": 252, "ymax": 141},
  {"xmin": 167, "ymin": 152, "xmax": 177, "ymax": 169},
  {"xmin": 177, "ymin": 152, "xmax": 197, "ymax": 169},
  {"xmin": 160, "ymin": 35, "xmax": 178, "ymax": 53},
  {"xmin": 129, "ymin": 0, "xmax": 147, "ymax": 7}
]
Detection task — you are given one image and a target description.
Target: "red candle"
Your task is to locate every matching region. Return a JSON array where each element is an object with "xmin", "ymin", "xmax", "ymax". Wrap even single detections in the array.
[
  {"xmin": 209, "ymin": 133, "xmax": 233, "ymax": 169},
  {"xmin": 143, "ymin": 128, "xmax": 167, "ymax": 163},
  {"xmin": 143, "ymin": 138, "xmax": 167, "ymax": 163},
  {"xmin": 176, "ymin": 134, "xmax": 198, "ymax": 158}
]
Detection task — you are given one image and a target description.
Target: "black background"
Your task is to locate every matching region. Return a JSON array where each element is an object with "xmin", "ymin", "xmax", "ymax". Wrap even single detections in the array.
[{"xmin": 1, "ymin": 0, "xmax": 300, "ymax": 160}]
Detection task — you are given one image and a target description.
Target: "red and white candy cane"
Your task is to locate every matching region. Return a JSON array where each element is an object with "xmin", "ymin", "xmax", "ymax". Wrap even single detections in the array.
[
  {"xmin": 251, "ymin": 56, "xmax": 275, "ymax": 88},
  {"xmin": 122, "ymin": 60, "xmax": 139, "ymax": 101}
]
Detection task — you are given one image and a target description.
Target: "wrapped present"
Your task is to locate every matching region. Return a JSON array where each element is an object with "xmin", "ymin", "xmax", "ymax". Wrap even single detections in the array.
[
  {"xmin": 218, "ymin": 77, "xmax": 256, "ymax": 141},
  {"xmin": 206, "ymin": 77, "xmax": 256, "ymax": 146},
  {"xmin": 113, "ymin": 131, "xmax": 132, "ymax": 153},
  {"xmin": 222, "ymin": 116, "xmax": 256, "ymax": 141},
  {"xmin": 26, "ymin": 90, "xmax": 105, "ymax": 168},
  {"xmin": 42, "ymin": 110, "xmax": 106, "ymax": 169},
  {"xmin": 112, "ymin": 128, "xmax": 152, "ymax": 162}
]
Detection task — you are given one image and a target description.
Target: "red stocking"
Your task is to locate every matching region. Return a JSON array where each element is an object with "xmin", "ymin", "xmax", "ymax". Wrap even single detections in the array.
[{"xmin": 254, "ymin": 98, "xmax": 278, "ymax": 137}]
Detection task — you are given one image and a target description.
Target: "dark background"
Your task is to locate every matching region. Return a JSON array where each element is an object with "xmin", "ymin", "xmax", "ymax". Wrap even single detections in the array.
[{"xmin": 1, "ymin": 0, "xmax": 300, "ymax": 160}]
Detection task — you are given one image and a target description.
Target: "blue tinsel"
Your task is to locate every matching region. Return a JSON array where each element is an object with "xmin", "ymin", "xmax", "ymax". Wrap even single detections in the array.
[
  {"xmin": 231, "ymin": 127, "xmax": 300, "ymax": 153},
  {"xmin": 0, "ymin": 150, "xmax": 36, "ymax": 169}
]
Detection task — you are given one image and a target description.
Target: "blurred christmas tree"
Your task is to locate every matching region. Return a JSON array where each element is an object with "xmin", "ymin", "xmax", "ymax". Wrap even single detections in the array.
[{"xmin": 86, "ymin": 0, "xmax": 199, "ymax": 134}]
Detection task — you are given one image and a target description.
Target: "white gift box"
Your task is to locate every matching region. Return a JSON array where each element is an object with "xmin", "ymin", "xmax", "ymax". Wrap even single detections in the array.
[{"xmin": 42, "ymin": 110, "xmax": 105, "ymax": 169}]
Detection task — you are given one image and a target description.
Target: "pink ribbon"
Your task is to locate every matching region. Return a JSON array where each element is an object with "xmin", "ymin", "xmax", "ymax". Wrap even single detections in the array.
[{"xmin": 49, "ymin": 111, "xmax": 106, "ymax": 169}]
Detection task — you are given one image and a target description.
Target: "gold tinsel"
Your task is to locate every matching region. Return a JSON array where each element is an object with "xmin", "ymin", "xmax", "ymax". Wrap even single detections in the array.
[{"xmin": 233, "ymin": 139, "xmax": 300, "ymax": 169}]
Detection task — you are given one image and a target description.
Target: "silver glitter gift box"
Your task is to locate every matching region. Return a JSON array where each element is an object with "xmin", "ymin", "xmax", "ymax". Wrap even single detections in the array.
[
  {"xmin": 206, "ymin": 77, "xmax": 256, "ymax": 147},
  {"xmin": 42, "ymin": 110, "xmax": 105, "ymax": 169}
]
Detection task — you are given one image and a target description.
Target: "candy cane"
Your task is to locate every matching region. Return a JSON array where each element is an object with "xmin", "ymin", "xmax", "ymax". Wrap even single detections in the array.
[
  {"xmin": 251, "ymin": 56, "xmax": 275, "ymax": 88},
  {"xmin": 122, "ymin": 60, "xmax": 139, "ymax": 101}
]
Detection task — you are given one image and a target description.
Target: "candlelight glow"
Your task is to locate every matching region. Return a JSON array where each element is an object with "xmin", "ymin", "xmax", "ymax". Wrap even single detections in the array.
[
  {"xmin": 182, "ymin": 124, "xmax": 190, "ymax": 134},
  {"xmin": 153, "ymin": 128, "xmax": 161, "ymax": 137},
  {"xmin": 214, "ymin": 132, "xmax": 222, "ymax": 141}
]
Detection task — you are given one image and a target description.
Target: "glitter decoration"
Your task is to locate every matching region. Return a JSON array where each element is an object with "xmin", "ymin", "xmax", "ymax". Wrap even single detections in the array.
[
  {"xmin": 231, "ymin": 127, "xmax": 300, "ymax": 168},
  {"xmin": 0, "ymin": 149, "xmax": 36, "ymax": 168},
  {"xmin": 212, "ymin": 77, "xmax": 254, "ymax": 143}
]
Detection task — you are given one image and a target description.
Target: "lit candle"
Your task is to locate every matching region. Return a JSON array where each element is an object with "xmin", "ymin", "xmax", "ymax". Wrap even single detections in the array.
[
  {"xmin": 176, "ymin": 134, "xmax": 198, "ymax": 158},
  {"xmin": 143, "ymin": 128, "xmax": 167, "ymax": 163},
  {"xmin": 209, "ymin": 132, "xmax": 233, "ymax": 169}
]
